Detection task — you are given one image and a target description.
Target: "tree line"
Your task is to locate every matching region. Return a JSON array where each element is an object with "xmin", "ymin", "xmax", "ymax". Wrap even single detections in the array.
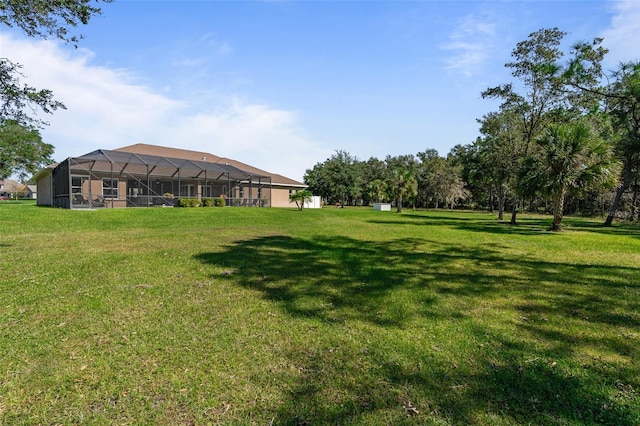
[
  {"xmin": 304, "ymin": 149, "xmax": 465, "ymax": 213},
  {"xmin": 1, "ymin": 6, "xmax": 638, "ymax": 230},
  {"xmin": 304, "ymin": 28, "xmax": 639, "ymax": 230}
]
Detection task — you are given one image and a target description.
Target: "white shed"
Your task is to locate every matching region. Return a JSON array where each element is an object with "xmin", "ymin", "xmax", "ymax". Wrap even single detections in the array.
[
  {"xmin": 304, "ymin": 196, "xmax": 322, "ymax": 209},
  {"xmin": 373, "ymin": 203, "xmax": 391, "ymax": 211}
]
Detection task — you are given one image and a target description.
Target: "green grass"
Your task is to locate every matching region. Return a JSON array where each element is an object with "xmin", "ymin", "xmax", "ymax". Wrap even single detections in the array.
[{"xmin": 1, "ymin": 202, "xmax": 639, "ymax": 425}]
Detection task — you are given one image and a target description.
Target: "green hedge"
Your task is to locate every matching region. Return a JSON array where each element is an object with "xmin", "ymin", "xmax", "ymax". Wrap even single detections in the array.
[
  {"xmin": 202, "ymin": 198, "xmax": 225, "ymax": 207},
  {"xmin": 179, "ymin": 198, "xmax": 226, "ymax": 207},
  {"xmin": 177, "ymin": 198, "xmax": 201, "ymax": 208}
]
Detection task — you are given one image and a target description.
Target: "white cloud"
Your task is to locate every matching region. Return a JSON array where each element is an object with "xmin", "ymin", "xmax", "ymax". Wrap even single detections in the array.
[
  {"xmin": 200, "ymin": 32, "xmax": 233, "ymax": 55},
  {"xmin": 172, "ymin": 58, "xmax": 207, "ymax": 68},
  {"xmin": 601, "ymin": 0, "xmax": 640, "ymax": 66},
  {"xmin": 1, "ymin": 34, "xmax": 326, "ymax": 181},
  {"xmin": 442, "ymin": 13, "xmax": 497, "ymax": 77}
]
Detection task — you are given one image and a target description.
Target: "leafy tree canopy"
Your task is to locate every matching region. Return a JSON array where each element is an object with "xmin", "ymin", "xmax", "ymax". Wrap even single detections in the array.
[
  {"xmin": 304, "ymin": 150, "xmax": 362, "ymax": 206},
  {"xmin": 1, "ymin": 0, "xmax": 111, "ymax": 44},
  {"xmin": 520, "ymin": 120, "xmax": 619, "ymax": 230},
  {"xmin": 0, "ymin": 120, "xmax": 53, "ymax": 180},
  {"xmin": 1, "ymin": 0, "xmax": 110, "ymax": 178},
  {"xmin": 0, "ymin": 59, "xmax": 66, "ymax": 129}
]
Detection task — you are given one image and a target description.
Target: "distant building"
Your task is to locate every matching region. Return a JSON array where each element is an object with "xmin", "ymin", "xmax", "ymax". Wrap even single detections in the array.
[
  {"xmin": 34, "ymin": 144, "xmax": 307, "ymax": 209},
  {"xmin": 26, "ymin": 185, "xmax": 37, "ymax": 199},
  {"xmin": 0, "ymin": 180, "xmax": 31, "ymax": 199}
]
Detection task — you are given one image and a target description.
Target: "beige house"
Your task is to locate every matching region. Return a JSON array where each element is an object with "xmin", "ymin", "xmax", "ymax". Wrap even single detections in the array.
[{"xmin": 35, "ymin": 144, "xmax": 307, "ymax": 209}]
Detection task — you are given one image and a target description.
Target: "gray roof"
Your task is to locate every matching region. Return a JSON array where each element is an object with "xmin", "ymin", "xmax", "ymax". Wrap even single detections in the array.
[{"xmin": 70, "ymin": 149, "xmax": 271, "ymax": 182}]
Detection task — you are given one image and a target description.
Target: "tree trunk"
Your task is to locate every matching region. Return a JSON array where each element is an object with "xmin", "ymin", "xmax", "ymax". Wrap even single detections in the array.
[
  {"xmin": 604, "ymin": 162, "xmax": 632, "ymax": 226},
  {"xmin": 497, "ymin": 186, "xmax": 505, "ymax": 221},
  {"xmin": 489, "ymin": 188, "xmax": 495, "ymax": 213},
  {"xmin": 630, "ymin": 184, "xmax": 638, "ymax": 222},
  {"xmin": 396, "ymin": 196, "xmax": 403, "ymax": 213},
  {"xmin": 551, "ymin": 188, "xmax": 566, "ymax": 231},
  {"xmin": 509, "ymin": 195, "xmax": 518, "ymax": 225}
]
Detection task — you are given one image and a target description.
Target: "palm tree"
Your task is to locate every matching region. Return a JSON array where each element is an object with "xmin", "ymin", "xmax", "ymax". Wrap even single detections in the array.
[
  {"xmin": 521, "ymin": 121, "xmax": 619, "ymax": 230},
  {"xmin": 388, "ymin": 165, "xmax": 418, "ymax": 213},
  {"xmin": 365, "ymin": 179, "xmax": 388, "ymax": 204},
  {"xmin": 289, "ymin": 189, "xmax": 313, "ymax": 211}
]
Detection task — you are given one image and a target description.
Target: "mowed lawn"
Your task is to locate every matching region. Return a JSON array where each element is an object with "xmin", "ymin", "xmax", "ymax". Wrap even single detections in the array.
[{"xmin": 1, "ymin": 202, "xmax": 639, "ymax": 425}]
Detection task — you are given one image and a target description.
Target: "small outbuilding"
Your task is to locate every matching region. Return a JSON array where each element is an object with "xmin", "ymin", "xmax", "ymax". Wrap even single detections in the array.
[
  {"xmin": 373, "ymin": 203, "xmax": 392, "ymax": 211},
  {"xmin": 303, "ymin": 196, "xmax": 322, "ymax": 209}
]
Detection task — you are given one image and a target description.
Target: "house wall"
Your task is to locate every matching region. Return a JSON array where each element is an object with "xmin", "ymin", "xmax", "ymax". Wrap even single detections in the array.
[
  {"xmin": 271, "ymin": 187, "xmax": 297, "ymax": 208},
  {"xmin": 92, "ymin": 179, "xmax": 127, "ymax": 208},
  {"xmin": 36, "ymin": 173, "xmax": 53, "ymax": 206}
]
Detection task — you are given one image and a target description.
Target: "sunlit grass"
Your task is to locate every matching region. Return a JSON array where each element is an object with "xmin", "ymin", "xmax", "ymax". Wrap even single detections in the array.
[{"xmin": 1, "ymin": 202, "xmax": 638, "ymax": 424}]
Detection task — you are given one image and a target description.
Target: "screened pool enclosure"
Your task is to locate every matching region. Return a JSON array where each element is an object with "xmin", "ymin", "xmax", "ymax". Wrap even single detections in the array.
[{"xmin": 48, "ymin": 150, "xmax": 272, "ymax": 209}]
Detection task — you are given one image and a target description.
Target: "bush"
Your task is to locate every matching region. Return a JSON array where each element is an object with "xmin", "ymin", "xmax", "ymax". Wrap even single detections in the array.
[
  {"xmin": 177, "ymin": 198, "xmax": 201, "ymax": 208},
  {"xmin": 177, "ymin": 198, "xmax": 224, "ymax": 208},
  {"xmin": 201, "ymin": 198, "xmax": 226, "ymax": 207}
]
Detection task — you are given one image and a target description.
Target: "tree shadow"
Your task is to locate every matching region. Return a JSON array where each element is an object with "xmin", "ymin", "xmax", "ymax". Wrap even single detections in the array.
[
  {"xmin": 459, "ymin": 332, "xmax": 639, "ymax": 425},
  {"xmin": 195, "ymin": 236, "xmax": 465, "ymax": 328},
  {"xmin": 369, "ymin": 211, "xmax": 640, "ymax": 238},
  {"xmin": 367, "ymin": 213, "xmax": 554, "ymax": 236},
  {"xmin": 563, "ymin": 219, "xmax": 640, "ymax": 238},
  {"xmin": 194, "ymin": 235, "xmax": 639, "ymax": 424}
]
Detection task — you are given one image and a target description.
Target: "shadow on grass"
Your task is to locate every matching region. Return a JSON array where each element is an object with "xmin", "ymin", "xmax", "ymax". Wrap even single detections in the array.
[
  {"xmin": 368, "ymin": 211, "xmax": 640, "ymax": 238},
  {"xmin": 461, "ymin": 330, "xmax": 639, "ymax": 426},
  {"xmin": 563, "ymin": 219, "xmax": 640, "ymax": 238},
  {"xmin": 367, "ymin": 214, "xmax": 553, "ymax": 236},
  {"xmin": 195, "ymin": 235, "xmax": 639, "ymax": 424}
]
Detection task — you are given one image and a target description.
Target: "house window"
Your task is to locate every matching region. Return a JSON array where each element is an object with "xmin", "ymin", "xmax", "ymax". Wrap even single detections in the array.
[
  {"xmin": 103, "ymin": 178, "xmax": 119, "ymax": 198},
  {"xmin": 71, "ymin": 176, "xmax": 88, "ymax": 195},
  {"xmin": 180, "ymin": 184, "xmax": 195, "ymax": 198}
]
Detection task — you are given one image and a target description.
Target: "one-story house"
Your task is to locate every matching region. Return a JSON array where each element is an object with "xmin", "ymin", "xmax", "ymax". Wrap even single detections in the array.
[
  {"xmin": 34, "ymin": 144, "xmax": 307, "ymax": 209},
  {"xmin": 0, "ymin": 180, "xmax": 32, "ymax": 199},
  {"xmin": 26, "ymin": 185, "xmax": 37, "ymax": 199}
]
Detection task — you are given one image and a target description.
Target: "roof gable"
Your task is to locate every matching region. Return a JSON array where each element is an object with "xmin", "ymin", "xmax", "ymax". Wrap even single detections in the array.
[
  {"xmin": 114, "ymin": 143, "xmax": 305, "ymax": 186},
  {"xmin": 115, "ymin": 144, "xmax": 222, "ymax": 163},
  {"xmin": 74, "ymin": 149, "xmax": 263, "ymax": 180}
]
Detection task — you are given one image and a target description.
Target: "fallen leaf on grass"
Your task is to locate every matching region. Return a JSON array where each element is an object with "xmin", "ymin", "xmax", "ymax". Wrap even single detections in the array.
[{"xmin": 403, "ymin": 400, "xmax": 419, "ymax": 415}]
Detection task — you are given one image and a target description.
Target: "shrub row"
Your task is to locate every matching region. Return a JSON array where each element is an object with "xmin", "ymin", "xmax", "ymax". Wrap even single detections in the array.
[
  {"xmin": 177, "ymin": 198, "xmax": 225, "ymax": 208},
  {"xmin": 203, "ymin": 198, "xmax": 226, "ymax": 207}
]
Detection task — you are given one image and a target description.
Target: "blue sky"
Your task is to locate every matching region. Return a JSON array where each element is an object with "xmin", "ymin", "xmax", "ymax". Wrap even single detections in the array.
[{"xmin": 2, "ymin": 0, "xmax": 639, "ymax": 180}]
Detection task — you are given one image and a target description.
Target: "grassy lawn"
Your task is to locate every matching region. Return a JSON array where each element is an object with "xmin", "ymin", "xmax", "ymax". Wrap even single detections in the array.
[{"xmin": 1, "ymin": 202, "xmax": 638, "ymax": 425}]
